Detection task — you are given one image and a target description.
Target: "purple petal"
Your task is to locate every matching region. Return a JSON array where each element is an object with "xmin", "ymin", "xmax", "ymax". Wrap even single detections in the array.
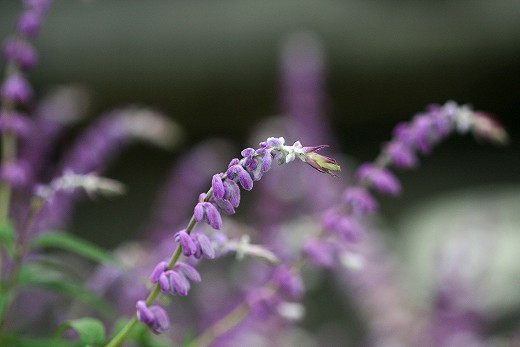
[
  {"xmin": 261, "ymin": 151, "xmax": 272, "ymax": 173},
  {"xmin": 211, "ymin": 174, "xmax": 225, "ymax": 200},
  {"xmin": 175, "ymin": 230, "xmax": 198, "ymax": 256},
  {"xmin": 224, "ymin": 179, "xmax": 241, "ymax": 208},
  {"xmin": 175, "ymin": 261, "xmax": 201, "ymax": 282},
  {"xmin": 167, "ymin": 270, "xmax": 190, "ymax": 296},
  {"xmin": 158, "ymin": 272, "xmax": 170, "ymax": 292},
  {"xmin": 195, "ymin": 233, "xmax": 215, "ymax": 259},
  {"xmin": 236, "ymin": 166, "xmax": 253, "ymax": 190},
  {"xmin": 149, "ymin": 261, "xmax": 168, "ymax": 283},
  {"xmin": 215, "ymin": 198, "xmax": 235, "ymax": 215},
  {"xmin": 193, "ymin": 203, "xmax": 204, "ymax": 222},
  {"xmin": 203, "ymin": 202, "xmax": 222, "ymax": 230},
  {"xmin": 136, "ymin": 300, "xmax": 154, "ymax": 324},
  {"xmin": 149, "ymin": 305, "xmax": 170, "ymax": 334}
]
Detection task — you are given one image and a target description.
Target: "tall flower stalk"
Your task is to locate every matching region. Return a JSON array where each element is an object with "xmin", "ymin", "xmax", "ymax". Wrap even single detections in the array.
[{"xmin": 104, "ymin": 136, "xmax": 340, "ymax": 347}]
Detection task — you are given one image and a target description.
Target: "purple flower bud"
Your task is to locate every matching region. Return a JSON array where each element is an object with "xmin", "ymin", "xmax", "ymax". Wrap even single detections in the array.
[
  {"xmin": 193, "ymin": 202, "xmax": 204, "ymax": 222},
  {"xmin": 166, "ymin": 270, "xmax": 189, "ymax": 296},
  {"xmin": 17, "ymin": 11, "xmax": 42, "ymax": 37},
  {"xmin": 202, "ymin": 202, "xmax": 222, "ymax": 229},
  {"xmin": 24, "ymin": 0, "xmax": 52, "ymax": 13},
  {"xmin": 174, "ymin": 261, "xmax": 201, "ymax": 282},
  {"xmin": 0, "ymin": 160, "xmax": 30, "ymax": 188},
  {"xmin": 342, "ymin": 187, "xmax": 378, "ymax": 215},
  {"xmin": 410, "ymin": 114, "xmax": 434, "ymax": 153},
  {"xmin": 273, "ymin": 266, "xmax": 304, "ymax": 300},
  {"xmin": 261, "ymin": 150, "xmax": 272, "ymax": 173},
  {"xmin": 303, "ymin": 240, "xmax": 335, "ymax": 268},
  {"xmin": 214, "ymin": 198, "xmax": 235, "ymax": 215},
  {"xmin": 3, "ymin": 38, "xmax": 38, "ymax": 70},
  {"xmin": 149, "ymin": 305, "xmax": 170, "ymax": 333},
  {"xmin": 136, "ymin": 300, "xmax": 154, "ymax": 324},
  {"xmin": 158, "ymin": 272, "xmax": 170, "ymax": 292},
  {"xmin": 136, "ymin": 301, "xmax": 170, "ymax": 334},
  {"xmin": 236, "ymin": 166, "xmax": 253, "ymax": 190},
  {"xmin": 211, "ymin": 174, "xmax": 225, "ymax": 200},
  {"xmin": 384, "ymin": 141, "xmax": 417, "ymax": 169},
  {"xmin": 175, "ymin": 229, "xmax": 198, "ymax": 256},
  {"xmin": 149, "ymin": 261, "xmax": 168, "ymax": 283},
  {"xmin": 1, "ymin": 73, "xmax": 33, "ymax": 103},
  {"xmin": 0, "ymin": 111, "xmax": 32, "ymax": 138},
  {"xmin": 356, "ymin": 163, "xmax": 401, "ymax": 196},
  {"xmin": 223, "ymin": 179, "xmax": 240, "ymax": 208},
  {"xmin": 266, "ymin": 137, "xmax": 284, "ymax": 146},
  {"xmin": 241, "ymin": 147, "xmax": 255, "ymax": 157},
  {"xmin": 335, "ymin": 216, "xmax": 361, "ymax": 243},
  {"xmin": 194, "ymin": 233, "xmax": 215, "ymax": 259},
  {"xmin": 228, "ymin": 158, "xmax": 239, "ymax": 168}
]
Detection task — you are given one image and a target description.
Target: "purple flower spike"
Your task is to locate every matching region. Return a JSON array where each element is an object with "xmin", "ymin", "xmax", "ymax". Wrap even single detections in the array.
[
  {"xmin": 175, "ymin": 230, "xmax": 198, "ymax": 256},
  {"xmin": 211, "ymin": 174, "xmax": 225, "ymax": 200},
  {"xmin": 175, "ymin": 261, "xmax": 202, "ymax": 282},
  {"xmin": 203, "ymin": 202, "xmax": 222, "ymax": 229},
  {"xmin": 356, "ymin": 163, "xmax": 401, "ymax": 196},
  {"xmin": 1, "ymin": 73, "xmax": 33, "ymax": 103},
  {"xmin": 149, "ymin": 261, "xmax": 168, "ymax": 283},
  {"xmin": 136, "ymin": 301, "xmax": 170, "ymax": 334},
  {"xmin": 342, "ymin": 187, "xmax": 378, "ymax": 215}
]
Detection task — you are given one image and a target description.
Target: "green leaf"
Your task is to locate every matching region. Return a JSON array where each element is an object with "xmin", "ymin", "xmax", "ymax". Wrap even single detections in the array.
[
  {"xmin": 56, "ymin": 318, "xmax": 106, "ymax": 347},
  {"xmin": 29, "ymin": 231, "xmax": 118, "ymax": 265},
  {"xmin": 18, "ymin": 263, "xmax": 114, "ymax": 316},
  {"xmin": 0, "ymin": 221, "xmax": 15, "ymax": 257}
]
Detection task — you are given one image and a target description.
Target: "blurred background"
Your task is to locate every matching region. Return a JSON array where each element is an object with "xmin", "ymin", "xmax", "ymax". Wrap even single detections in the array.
[{"xmin": 1, "ymin": 0, "xmax": 520, "ymax": 344}]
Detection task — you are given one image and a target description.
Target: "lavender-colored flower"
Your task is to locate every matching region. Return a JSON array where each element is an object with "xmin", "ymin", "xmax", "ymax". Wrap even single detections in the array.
[
  {"xmin": 272, "ymin": 266, "xmax": 304, "ymax": 300},
  {"xmin": 17, "ymin": 11, "xmax": 42, "ymax": 37},
  {"xmin": 1, "ymin": 73, "xmax": 33, "ymax": 103},
  {"xmin": 342, "ymin": 187, "xmax": 378, "ymax": 215},
  {"xmin": 0, "ymin": 111, "xmax": 31, "ymax": 138},
  {"xmin": 384, "ymin": 141, "xmax": 417, "ymax": 169},
  {"xmin": 149, "ymin": 261, "xmax": 168, "ymax": 283},
  {"xmin": 175, "ymin": 229, "xmax": 198, "ymax": 256},
  {"xmin": 174, "ymin": 261, "xmax": 201, "ymax": 282},
  {"xmin": 227, "ymin": 161, "xmax": 254, "ymax": 191},
  {"xmin": 136, "ymin": 301, "xmax": 170, "ymax": 334},
  {"xmin": 303, "ymin": 239, "xmax": 336, "ymax": 268},
  {"xmin": 0, "ymin": 160, "xmax": 30, "ymax": 188},
  {"xmin": 3, "ymin": 38, "xmax": 38, "ymax": 70},
  {"xmin": 193, "ymin": 201, "xmax": 222, "ymax": 230},
  {"xmin": 356, "ymin": 163, "xmax": 401, "ymax": 196},
  {"xmin": 192, "ymin": 232, "xmax": 215, "ymax": 259},
  {"xmin": 212, "ymin": 173, "xmax": 226, "ymax": 200}
]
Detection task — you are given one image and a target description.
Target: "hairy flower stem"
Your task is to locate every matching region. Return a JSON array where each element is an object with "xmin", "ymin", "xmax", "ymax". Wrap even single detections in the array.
[{"xmin": 105, "ymin": 189, "xmax": 214, "ymax": 347}]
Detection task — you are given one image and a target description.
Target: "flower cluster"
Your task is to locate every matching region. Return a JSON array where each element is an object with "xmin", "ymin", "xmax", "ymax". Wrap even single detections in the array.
[
  {"xmin": 305, "ymin": 102, "xmax": 507, "ymax": 268},
  {"xmin": 136, "ymin": 136, "xmax": 340, "ymax": 333}
]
